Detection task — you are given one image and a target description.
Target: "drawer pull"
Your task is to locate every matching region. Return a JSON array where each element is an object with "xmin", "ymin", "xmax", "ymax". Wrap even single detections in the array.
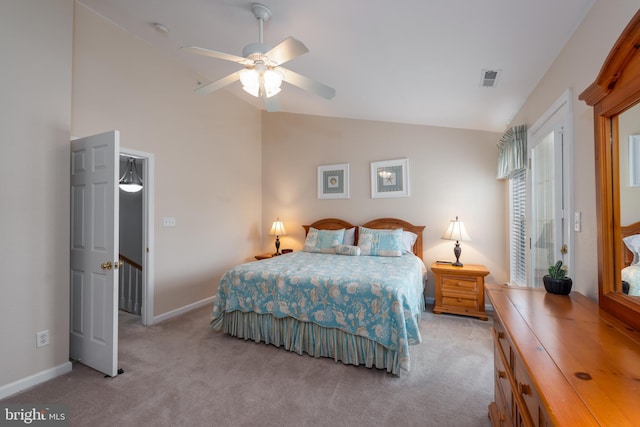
[
  {"xmin": 498, "ymin": 370, "xmax": 506, "ymax": 379},
  {"xmin": 519, "ymin": 383, "xmax": 531, "ymax": 395},
  {"xmin": 457, "ymin": 298, "xmax": 462, "ymax": 302}
]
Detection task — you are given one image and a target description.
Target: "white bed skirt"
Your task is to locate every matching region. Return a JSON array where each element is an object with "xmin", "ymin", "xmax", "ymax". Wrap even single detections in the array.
[{"xmin": 212, "ymin": 311, "xmax": 407, "ymax": 376}]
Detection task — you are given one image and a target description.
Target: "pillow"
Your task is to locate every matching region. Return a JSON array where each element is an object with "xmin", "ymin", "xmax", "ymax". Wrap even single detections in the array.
[
  {"xmin": 357, "ymin": 226, "xmax": 403, "ymax": 257},
  {"xmin": 343, "ymin": 227, "xmax": 356, "ymax": 245},
  {"xmin": 303, "ymin": 228, "xmax": 345, "ymax": 253},
  {"xmin": 623, "ymin": 234, "xmax": 640, "ymax": 265},
  {"xmin": 402, "ymin": 231, "xmax": 418, "ymax": 254},
  {"xmin": 335, "ymin": 244, "xmax": 361, "ymax": 256}
]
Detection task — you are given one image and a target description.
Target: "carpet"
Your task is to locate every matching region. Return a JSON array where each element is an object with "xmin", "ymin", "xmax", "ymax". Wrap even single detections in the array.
[{"xmin": 2, "ymin": 305, "xmax": 494, "ymax": 426}]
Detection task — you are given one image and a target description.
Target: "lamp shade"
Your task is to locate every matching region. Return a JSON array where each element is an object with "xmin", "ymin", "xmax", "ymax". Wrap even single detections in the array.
[
  {"xmin": 269, "ymin": 219, "xmax": 287, "ymax": 236},
  {"xmin": 441, "ymin": 216, "xmax": 471, "ymax": 242}
]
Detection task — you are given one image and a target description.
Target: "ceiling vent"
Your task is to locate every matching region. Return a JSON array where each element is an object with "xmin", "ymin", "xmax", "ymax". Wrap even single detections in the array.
[{"xmin": 480, "ymin": 69, "xmax": 501, "ymax": 88}]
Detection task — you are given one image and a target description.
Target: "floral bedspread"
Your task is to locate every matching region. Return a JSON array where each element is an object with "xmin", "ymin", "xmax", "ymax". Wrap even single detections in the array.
[{"xmin": 211, "ymin": 251, "xmax": 426, "ymax": 355}]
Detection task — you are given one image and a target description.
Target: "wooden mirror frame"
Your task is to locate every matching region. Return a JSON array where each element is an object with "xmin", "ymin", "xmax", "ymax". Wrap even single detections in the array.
[{"xmin": 580, "ymin": 9, "xmax": 640, "ymax": 330}]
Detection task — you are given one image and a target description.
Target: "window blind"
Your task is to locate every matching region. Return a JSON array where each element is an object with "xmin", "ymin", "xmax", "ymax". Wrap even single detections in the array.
[{"xmin": 509, "ymin": 168, "xmax": 527, "ymax": 286}]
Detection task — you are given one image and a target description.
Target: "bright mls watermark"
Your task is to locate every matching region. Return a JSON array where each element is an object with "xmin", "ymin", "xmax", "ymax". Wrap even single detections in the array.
[{"xmin": 1, "ymin": 405, "xmax": 68, "ymax": 426}]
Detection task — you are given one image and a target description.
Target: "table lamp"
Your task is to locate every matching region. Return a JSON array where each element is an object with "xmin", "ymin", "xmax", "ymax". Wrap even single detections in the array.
[
  {"xmin": 269, "ymin": 218, "xmax": 287, "ymax": 255},
  {"xmin": 441, "ymin": 216, "xmax": 472, "ymax": 267}
]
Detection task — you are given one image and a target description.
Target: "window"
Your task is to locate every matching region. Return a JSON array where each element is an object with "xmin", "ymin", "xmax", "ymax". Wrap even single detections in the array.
[{"xmin": 509, "ymin": 168, "xmax": 527, "ymax": 286}]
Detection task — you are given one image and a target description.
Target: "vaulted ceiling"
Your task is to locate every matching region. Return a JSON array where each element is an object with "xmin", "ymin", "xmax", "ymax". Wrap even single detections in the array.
[{"xmin": 78, "ymin": 0, "xmax": 595, "ymax": 132}]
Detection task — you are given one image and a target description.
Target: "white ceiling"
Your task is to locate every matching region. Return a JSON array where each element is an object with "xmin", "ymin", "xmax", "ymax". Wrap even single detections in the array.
[{"xmin": 77, "ymin": 0, "xmax": 595, "ymax": 133}]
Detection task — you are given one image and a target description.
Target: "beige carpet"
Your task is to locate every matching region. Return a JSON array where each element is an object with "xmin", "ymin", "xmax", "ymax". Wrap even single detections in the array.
[{"xmin": 2, "ymin": 305, "xmax": 494, "ymax": 426}]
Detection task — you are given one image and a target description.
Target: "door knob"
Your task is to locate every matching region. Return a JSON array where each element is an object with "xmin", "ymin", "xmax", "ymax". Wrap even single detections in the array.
[
  {"xmin": 100, "ymin": 261, "xmax": 113, "ymax": 270},
  {"xmin": 114, "ymin": 260, "xmax": 123, "ymax": 269},
  {"xmin": 561, "ymin": 244, "xmax": 568, "ymax": 255}
]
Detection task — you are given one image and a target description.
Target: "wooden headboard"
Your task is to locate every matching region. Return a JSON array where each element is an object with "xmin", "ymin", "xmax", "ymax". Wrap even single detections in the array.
[
  {"xmin": 303, "ymin": 217, "xmax": 425, "ymax": 260},
  {"xmin": 621, "ymin": 221, "xmax": 640, "ymax": 267}
]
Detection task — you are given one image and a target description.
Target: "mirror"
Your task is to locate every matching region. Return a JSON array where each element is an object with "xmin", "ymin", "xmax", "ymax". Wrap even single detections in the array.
[
  {"xmin": 618, "ymin": 103, "xmax": 640, "ymax": 297},
  {"xmin": 580, "ymin": 10, "xmax": 640, "ymax": 330}
]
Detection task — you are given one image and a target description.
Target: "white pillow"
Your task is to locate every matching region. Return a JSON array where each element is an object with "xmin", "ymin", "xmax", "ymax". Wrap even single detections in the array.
[
  {"xmin": 623, "ymin": 234, "xmax": 640, "ymax": 265},
  {"xmin": 402, "ymin": 231, "xmax": 418, "ymax": 254},
  {"xmin": 343, "ymin": 227, "xmax": 356, "ymax": 245}
]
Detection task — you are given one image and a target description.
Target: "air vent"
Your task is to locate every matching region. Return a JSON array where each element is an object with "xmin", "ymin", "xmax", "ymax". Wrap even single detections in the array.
[{"xmin": 480, "ymin": 69, "xmax": 501, "ymax": 88}]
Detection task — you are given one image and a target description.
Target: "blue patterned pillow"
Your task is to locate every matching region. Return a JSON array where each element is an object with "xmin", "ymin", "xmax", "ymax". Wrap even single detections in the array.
[
  {"xmin": 335, "ymin": 244, "xmax": 361, "ymax": 256},
  {"xmin": 303, "ymin": 228, "xmax": 346, "ymax": 253},
  {"xmin": 357, "ymin": 227, "xmax": 403, "ymax": 257}
]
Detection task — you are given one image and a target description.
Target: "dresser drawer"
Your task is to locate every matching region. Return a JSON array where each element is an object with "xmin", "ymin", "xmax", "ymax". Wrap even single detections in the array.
[
  {"xmin": 493, "ymin": 315, "xmax": 511, "ymax": 369},
  {"xmin": 494, "ymin": 341, "xmax": 513, "ymax": 422},
  {"xmin": 441, "ymin": 276, "xmax": 478, "ymax": 293},
  {"xmin": 514, "ymin": 356, "xmax": 543, "ymax": 426}
]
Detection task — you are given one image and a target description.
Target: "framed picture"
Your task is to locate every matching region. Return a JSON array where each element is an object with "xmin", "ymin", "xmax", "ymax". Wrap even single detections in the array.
[
  {"xmin": 317, "ymin": 163, "xmax": 349, "ymax": 199},
  {"xmin": 371, "ymin": 158, "xmax": 410, "ymax": 198},
  {"xmin": 630, "ymin": 135, "xmax": 640, "ymax": 187}
]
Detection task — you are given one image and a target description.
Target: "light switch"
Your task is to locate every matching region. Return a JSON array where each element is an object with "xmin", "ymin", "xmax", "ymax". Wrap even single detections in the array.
[
  {"xmin": 163, "ymin": 217, "xmax": 176, "ymax": 227},
  {"xmin": 574, "ymin": 211, "xmax": 581, "ymax": 232}
]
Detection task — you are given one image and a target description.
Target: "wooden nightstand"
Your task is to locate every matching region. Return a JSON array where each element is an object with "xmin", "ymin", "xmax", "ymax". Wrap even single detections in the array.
[
  {"xmin": 431, "ymin": 262, "xmax": 490, "ymax": 320},
  {"xmin": 254, "ymin": 252, "xmax": 274, "ymax": 260}
]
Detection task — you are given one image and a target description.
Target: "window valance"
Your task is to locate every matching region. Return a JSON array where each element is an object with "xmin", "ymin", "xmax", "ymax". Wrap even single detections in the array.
[{"xmin": 497, "ymin": 124, "xmax": 527, "ymax": 179}]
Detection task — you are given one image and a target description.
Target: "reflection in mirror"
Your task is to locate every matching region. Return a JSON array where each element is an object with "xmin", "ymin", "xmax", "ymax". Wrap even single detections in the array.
[{"xmin": 619, "ymin": 104, "xmax": 640, "ymax": 298}]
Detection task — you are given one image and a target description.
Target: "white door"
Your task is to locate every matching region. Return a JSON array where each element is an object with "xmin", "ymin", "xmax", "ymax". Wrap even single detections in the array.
[
  {"xmin": 70, "ymin": 130, "xmax": 120, "ymax": 377},
  {"xmin": 529, "ymin": 127, "xmax": 566, "ymax": 286}
]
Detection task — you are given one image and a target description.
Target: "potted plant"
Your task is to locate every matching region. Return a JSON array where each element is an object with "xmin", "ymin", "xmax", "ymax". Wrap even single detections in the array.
[{"xmin": 543, "ymin": 260, "xmax": 572, "ymax": 295}]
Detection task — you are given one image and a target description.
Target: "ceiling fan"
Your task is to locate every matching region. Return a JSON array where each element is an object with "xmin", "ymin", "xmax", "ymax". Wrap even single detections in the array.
[{"xmin": 181, "ymin": 2, "xmax": 335, "ymax": 112}]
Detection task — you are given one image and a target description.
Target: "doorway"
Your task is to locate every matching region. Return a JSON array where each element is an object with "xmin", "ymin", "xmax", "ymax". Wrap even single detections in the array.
[
  {"xmin": 527, "ymin": 90, "xmax": 574, "ymax": 286},
  {"xmin": 119, "ymin": 148, "xmax": 154, "ymax": 326}
]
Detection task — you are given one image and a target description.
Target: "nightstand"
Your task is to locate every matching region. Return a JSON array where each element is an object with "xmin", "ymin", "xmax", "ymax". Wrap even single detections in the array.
[
  {"xmin": 254, "ymin": 252, "xmax": 274, "ymax": 260},
  {"xmin": 431, "ymin": 262, "xmax": 490, "ymax": 320}
]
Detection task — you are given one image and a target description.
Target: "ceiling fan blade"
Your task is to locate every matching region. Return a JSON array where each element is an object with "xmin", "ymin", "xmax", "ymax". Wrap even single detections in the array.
[
  {"xmin": 281, "ymin": 68, "xmax": 336, "ymax": 100},
  {"xmin": 194, "ymin": 70, "xmax": 242, "ymax": 95},
  {"xmin": 264, "ymin": 94, "xmax": 281, "ymax": 112},
  {"xmin": 265, "ymin": 37, "xmax": 309, "ymax": 66},
  {"xmin": 181, "ymin": 46, "xmax": 252, "ymax": 66}
]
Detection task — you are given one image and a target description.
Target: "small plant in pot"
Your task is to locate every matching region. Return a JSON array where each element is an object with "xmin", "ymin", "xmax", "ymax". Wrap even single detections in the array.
[{"xmin": 543, "ymin": 260, "xmax": 572, "ymax": 295}]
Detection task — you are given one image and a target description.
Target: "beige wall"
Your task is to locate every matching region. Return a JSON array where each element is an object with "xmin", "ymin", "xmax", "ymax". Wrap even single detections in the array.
[
  {"xmin": 72, "ymin": 4, "xmax": 263, "ymax": 315},
  {"xmin": 261, "ymin": 113, "xmax": 507, "ymax": 294},
  {"xmin": 0, "ymin": 0, "xmax": 73, "ymax": 389},
  {"xmin": 509, "ymin": 0, "xmax": 639, "ymax": 299}
]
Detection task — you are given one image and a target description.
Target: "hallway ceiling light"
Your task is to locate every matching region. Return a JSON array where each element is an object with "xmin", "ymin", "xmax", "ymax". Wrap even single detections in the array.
[{"xmin": 119, "ymin": 157, "xmax": 143, "ymax": 193}]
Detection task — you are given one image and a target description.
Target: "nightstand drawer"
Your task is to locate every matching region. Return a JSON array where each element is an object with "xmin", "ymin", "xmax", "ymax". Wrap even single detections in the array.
[
  {"xmin": 442, "ymin": 293, "xmax": 478, "ymax": 308},
  {"xmin": 441, "ymin": 276, "xmax": 478, "ymax": 293}
]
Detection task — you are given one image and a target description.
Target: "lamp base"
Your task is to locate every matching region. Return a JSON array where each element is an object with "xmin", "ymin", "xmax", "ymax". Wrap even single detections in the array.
[
  {"xmin": 273, "ymin": 236, "xmax": 281, "ymax": 256},
  {"xmin": 453, "ymin": 241, "xmax": 463, "ymax": 267}
]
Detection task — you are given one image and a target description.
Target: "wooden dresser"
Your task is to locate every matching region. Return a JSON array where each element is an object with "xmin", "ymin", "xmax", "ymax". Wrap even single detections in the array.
[{"xmin": 486, "ymin": 284, "xmax": 640, "ymax": 426}]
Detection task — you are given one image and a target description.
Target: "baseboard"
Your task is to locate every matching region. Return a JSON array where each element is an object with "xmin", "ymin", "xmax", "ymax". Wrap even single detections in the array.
[
  {"xmin": 152, "ymin": 296, "xmax": 214, "ymax": 324},
  {"xmin": 0, "ymin": 361, "xmax": 72, "ymax": 400}
]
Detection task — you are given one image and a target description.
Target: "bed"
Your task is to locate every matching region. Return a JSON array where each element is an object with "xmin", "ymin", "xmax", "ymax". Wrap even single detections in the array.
[
  {"xmin": 211, "ymin": 218, "xmax": 426, "ymax": 376},
  {"xmin": 621, "ymin": 221, "xmax": 640, "ymax": 296}
]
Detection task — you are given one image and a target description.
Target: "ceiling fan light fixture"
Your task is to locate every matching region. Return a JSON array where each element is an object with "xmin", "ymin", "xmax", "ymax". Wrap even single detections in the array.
[
  {"xmin": 239, "ymin": 67, "xmax": 282, "ymax": 98},
  {"xmin": 240, "ymin": 68, "xmax": 260, "ymax": 97},
  {"xmin": 263, "ymin": 69, "xmax": 283, "ymax": 97}
]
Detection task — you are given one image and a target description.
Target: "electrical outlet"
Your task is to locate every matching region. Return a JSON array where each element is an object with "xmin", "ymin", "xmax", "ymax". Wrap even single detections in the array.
[{"xmin": 36, "ymin": 330, "xmax": 49, "ymax": 348}]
